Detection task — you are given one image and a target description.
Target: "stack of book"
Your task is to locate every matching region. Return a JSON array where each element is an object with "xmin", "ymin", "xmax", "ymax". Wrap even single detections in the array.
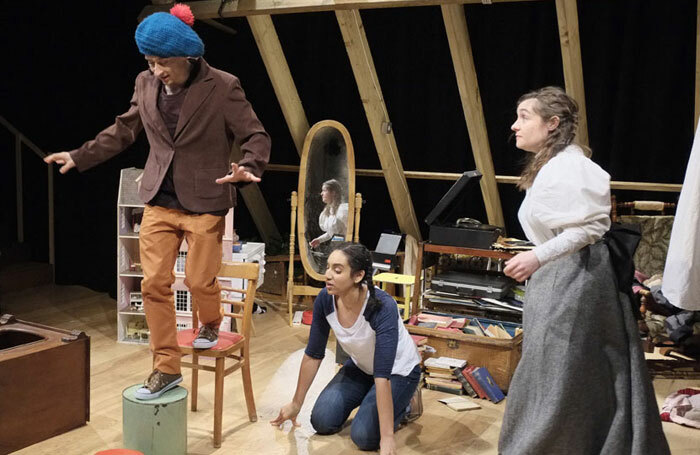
[
  {"xmin": 453, "ymin": 365, "xmax": 505, "ymax": 404},
  {"xmin": 423, "ymin": 356, "xmax": 468, "ymax": 395},
  {"xmin": 462, "ymin": 318, "xmax": 521, "ymax": 339},
  {"xmin": 408, "ymin": 312, "xmax": 523, "ymax": 339}
]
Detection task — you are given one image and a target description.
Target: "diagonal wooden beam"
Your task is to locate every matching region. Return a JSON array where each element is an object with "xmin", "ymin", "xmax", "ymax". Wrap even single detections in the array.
[
  {"xmin": 140, "ymin": 0, "xmax": 541, "ymax": 21},
  {"xmin": 442, "ymin": 4, "xmax": 504, "ymax": 227},
  {"xmin": 248, "ymin": 15, "xmax": 310, "ymax": 155},
  {"xmin": 555, "ymin": 0, "xmax": 589, "ymax": 146},
  {"xmin": 336, "ymin": 9, "xmax": 422, "ymax": 241},
  {"xmin": 230, "ymin": 144, "xmax": 283, "ymax": 244}
]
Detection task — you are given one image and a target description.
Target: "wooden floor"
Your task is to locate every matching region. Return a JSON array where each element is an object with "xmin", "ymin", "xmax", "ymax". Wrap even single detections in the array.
[{"xmin": 3, "ymin": 284, "xmax": 699, "ymax": 454}]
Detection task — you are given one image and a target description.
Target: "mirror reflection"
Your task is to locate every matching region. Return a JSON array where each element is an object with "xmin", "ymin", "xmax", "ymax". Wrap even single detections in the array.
[{"xmin": 304, "ymin": 127, "xmax": 349, "ymax": 274}]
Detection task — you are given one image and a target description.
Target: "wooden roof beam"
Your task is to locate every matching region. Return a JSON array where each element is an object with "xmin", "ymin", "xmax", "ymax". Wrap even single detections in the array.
[
  {"xmin": 230, "ymin": 144, "xmax": 283, "ymax": 244},
  {"xmin": 266, "ymin": 164, "xmax": 684, "ymax": 192},
  {"xmin": 248, "ymin": 15, "xmax": 310, "ymax": 155},
  {"xmin": 336, "ymin": 9, "xmax": 422, "ymax": 241},
  {"xmin": 442, "ymin": 4, "xmax": 505, "ymax": 227},
  {"xmin": 140, "ymin": 0, "xmax": 542, "ymax": 21},
  {"xmin": 555, "ymin": 0, "xmax": 589, "ymax": 146}
]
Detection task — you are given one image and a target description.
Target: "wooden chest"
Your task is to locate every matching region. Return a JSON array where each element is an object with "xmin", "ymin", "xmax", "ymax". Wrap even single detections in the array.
[
  {"xmin": 0, "ymin": 315, "xmax": 90, "ymax": 455},
  {"xmin": 407, "ymin": 324, "xmax": 522, "ymax": 391}
]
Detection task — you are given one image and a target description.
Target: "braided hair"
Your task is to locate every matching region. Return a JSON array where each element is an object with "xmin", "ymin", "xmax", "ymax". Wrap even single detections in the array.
[
  {"xmin": 330, "ymin": 242, "xmax": 382, "ymax": 313},
  {"xmin": 515, "ymin": 86, "xmax": 591, "ymax": 190}
]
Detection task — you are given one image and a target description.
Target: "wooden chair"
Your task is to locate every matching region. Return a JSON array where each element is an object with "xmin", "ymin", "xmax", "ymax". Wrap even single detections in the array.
[{"xmin": 176, "ymin": 261, "xmax": 259, "ymax": 448}]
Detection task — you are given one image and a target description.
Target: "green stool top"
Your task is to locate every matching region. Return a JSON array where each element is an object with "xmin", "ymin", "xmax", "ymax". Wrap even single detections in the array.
[
  {"xmin": 122, "ymin": 384, "xmax": 188, "ymax": 405},
  {"xmin": 95, "ymin": 450, "xmax": 144, "ymax": 455}
]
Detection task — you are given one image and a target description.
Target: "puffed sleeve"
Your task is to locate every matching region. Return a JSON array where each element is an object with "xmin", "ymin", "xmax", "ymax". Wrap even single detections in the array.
[{"xmin": 529, "ymin": 152, "xmax": 611, "ymax": 265}]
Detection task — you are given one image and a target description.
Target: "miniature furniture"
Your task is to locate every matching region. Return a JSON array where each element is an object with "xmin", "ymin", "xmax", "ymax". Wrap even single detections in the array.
[
  {"xmin": 372, "ymin": 272, "xmax": 415, "ymax": 320},
  {"xmin": 287, "ymin": 121, "xmax": 363, "ymax": 325},
  {"xmin": 177, "ymin": 261, "xmax": 260, "ymax": 448},
  {"xmin": 122, "ymin": 385, "xmax": 187, "ymax": 455},
  {"xmin": 0, "ymin": 314, "xmax": 90, "ymax": 455}
]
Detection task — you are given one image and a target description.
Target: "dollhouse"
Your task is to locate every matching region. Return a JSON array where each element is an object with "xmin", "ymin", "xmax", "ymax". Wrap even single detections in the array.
[{"xmin": 117, "ymin": 168, "xmax": 264, "ymax": 344}]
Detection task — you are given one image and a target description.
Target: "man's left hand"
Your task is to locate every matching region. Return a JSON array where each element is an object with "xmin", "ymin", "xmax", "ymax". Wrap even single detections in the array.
[{"xmin": 216, "ymin": 163, "xmax": 261, "ymax": 184}]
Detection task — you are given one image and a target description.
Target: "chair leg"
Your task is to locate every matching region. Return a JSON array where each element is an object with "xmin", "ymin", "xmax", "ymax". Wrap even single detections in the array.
[
  {"xmin": 241, "ymin": 347, "xmax": 257, "ymax": 422},
  {"xmin": 191, "ymin": 353, "xmax": 199, "ymax": 412},
  {"xmin": 214, "ymin": 357, "xmax": 224, "ymax": 448}
]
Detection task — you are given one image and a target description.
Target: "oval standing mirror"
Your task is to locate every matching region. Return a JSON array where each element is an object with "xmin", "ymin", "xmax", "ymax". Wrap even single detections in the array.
[{"xmin": 298, "ymin": 120, "xmax": 355, "ymax": 281}]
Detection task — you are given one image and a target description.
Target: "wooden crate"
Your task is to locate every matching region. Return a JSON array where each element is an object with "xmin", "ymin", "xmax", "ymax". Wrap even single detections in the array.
[
  {"xmin": 0, "ymin": 315, "xmax": 90, "ymax": 455},
  {"xmin": 408, "ymin": 324, "xmax": 522, "ymax": 392}
]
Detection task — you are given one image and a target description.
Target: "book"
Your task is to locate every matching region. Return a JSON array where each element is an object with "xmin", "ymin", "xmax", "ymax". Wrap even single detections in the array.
[
  {"xmin": 424, "ymin": 356, "xmax": 467, "ymax": 370},
  {"xmin": 417, "ymin": 322, "xmax": 438, "ymax": 328},
  {"xmin": 452, "ymin": 367, "xmax": 478, "ymax": 398},
  {"xmin": 462, "ymin": 366, "xmax": 488, "ymax": 400},
  {"xmin": 463, "ymin": 324, "xmax": 484, "ymax": 336},
  {"xmin": 416, "ymin": 313, "xmax": 454, "ymax": 328},
  {"xmin": 426, "ymin": 370, "xmax": 456, "ymax": 380},
  {"xmin": 410, "ymin": 334, "xmax": 428, "ymax": 346},
  {"xmin": 425, "ymin": 377, "xmax": 463, "ymax": 389},
  {"xmin": 426, "ymin": 382, "xmax": 464, "ymax": 395},
  {"xmin": 438, "ymin": 396, "xmax": 481, "ymax": 411},
  {"xmin": 471, "ymin": 367, "xmax": 505, "ymax": 404}
]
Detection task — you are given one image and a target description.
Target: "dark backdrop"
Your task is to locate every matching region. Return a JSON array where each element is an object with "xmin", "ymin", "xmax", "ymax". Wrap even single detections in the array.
[{"xmin": 1, "ymin": 0, "xmax": 695, "ymax": 296}]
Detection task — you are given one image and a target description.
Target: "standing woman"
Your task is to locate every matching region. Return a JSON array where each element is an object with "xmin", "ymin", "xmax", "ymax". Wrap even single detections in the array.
[
  {"xmin": 271, "ymin": 243, "xmax": 421, "ymax": 455},
  {"xmin": 499, "ymin": 87, "xmax": 669, "ymax": 454}
]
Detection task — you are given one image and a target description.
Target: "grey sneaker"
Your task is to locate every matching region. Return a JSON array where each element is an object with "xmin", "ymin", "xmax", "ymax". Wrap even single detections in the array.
[
  {"xmin": 134, "ymin": 369, "xmax": 183, "ymax": 400},
  {"xmin": 192, "ymin": 325, "xmax": 219, "ymax": 349}
]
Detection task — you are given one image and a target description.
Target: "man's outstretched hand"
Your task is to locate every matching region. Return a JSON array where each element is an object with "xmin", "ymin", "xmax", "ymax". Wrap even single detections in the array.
[
  {"xmin": 44, "ymin": 152, "xmax": 76, "ymax": 174},
  {"xmin": 216, "ymin": 163, "xmax": 261, "ymax": 184}
]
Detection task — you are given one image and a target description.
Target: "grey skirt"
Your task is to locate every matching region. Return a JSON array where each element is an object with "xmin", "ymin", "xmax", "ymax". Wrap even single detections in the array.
[{"xmin": 498, "ymin": 242, "xmax": 669, "ymax": 455}]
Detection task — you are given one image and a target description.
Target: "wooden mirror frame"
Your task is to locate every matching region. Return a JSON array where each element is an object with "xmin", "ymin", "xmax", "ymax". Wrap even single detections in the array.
[{"xmin": 297, "ymin": 120, "xmax": 356, "ymax": 281}]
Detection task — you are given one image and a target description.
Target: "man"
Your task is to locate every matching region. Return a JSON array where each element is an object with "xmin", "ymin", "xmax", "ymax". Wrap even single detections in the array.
[{"xmin": 44, "ymin": 5, "xmax": 270, "ymax": 400}]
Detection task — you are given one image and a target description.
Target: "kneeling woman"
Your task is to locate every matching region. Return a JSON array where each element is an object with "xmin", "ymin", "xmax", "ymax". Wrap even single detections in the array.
[{"xmin": 271, "ymin": 243, "xmax": 421, "ymax": 454}]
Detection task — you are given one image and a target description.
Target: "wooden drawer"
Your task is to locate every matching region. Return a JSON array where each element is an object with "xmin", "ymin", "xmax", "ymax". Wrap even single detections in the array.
[{"xmin": 408, "ymin": 324, "xmax": 522, "ymax": 392}]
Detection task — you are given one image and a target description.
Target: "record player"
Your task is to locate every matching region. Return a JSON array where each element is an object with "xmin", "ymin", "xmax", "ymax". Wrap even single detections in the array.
[{"xmin": 425, "ymin": 170, "xmax": 503, "ymax": 248}]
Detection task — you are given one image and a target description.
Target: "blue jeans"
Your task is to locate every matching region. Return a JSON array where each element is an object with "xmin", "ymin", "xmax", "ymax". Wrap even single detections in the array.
[{"xmin": 310, "ymin": 362, "xmax": 421, "ymax": 451}]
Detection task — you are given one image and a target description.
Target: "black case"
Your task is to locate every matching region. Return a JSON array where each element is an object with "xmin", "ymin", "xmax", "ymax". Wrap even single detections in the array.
[
  {"xmin": 424, "ymin": 171, "xmax": 503, "ymax": 248},
  {"xmin": 431, "ymin": 271, "xmax": 514, "ymax": 299}
]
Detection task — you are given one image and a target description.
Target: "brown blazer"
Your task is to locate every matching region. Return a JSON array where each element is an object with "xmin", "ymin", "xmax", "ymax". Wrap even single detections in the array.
[{"xmin": 70, "ymin": 59, "xmax": 270, "ymax": 213}]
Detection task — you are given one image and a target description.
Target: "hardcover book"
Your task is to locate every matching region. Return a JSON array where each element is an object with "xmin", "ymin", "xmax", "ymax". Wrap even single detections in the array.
[{"xmin": 471, "ymin": 367, "xmax": 505, "ymax": 403}]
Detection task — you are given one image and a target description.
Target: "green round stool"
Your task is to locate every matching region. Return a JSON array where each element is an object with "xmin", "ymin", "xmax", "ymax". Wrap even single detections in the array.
[
  {"xmin": 95, "ymin": 450, "xmax": 144, "ymax": 455},
  {"xmin": 122, "ymin": 385, "xmax": 187, "ymax": 455}
]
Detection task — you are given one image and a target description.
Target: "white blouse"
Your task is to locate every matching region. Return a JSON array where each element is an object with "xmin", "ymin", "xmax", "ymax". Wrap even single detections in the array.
[
  {"xmin": 518, "ymin": 145, "xmax": 611, "ymax": 266},
  {"xmin": 316, "ymin": 202, "xmax": 349, "ymax": 243}
]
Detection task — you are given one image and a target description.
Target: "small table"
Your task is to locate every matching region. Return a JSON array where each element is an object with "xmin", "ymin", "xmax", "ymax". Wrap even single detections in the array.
[{"xmin": 373, "ymin": 272, "xmax": 415, "ymax": 320}]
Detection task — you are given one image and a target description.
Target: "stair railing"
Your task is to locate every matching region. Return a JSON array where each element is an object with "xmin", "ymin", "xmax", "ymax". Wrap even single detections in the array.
[{"xmin": 0, "ymin": 115, "xmax": 55, "ymax": 278}]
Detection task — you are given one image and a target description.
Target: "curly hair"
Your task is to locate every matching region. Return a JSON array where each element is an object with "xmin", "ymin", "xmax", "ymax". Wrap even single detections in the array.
[
  {"xmin": 516, "ymin": 86, "xmax": 591, "ymax": 190},
  {"xmin": 322, "ymin": 179, "xmax": 343, "ymax": 214}
]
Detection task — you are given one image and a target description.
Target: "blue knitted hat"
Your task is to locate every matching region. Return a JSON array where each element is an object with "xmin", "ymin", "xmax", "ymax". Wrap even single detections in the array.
[{"xmin": 135, "ymin": 10, "xmax": 204, "ymax": 58}]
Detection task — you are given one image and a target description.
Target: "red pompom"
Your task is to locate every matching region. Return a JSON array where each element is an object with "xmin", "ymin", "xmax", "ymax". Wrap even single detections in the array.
[{"xmin": 170, "ymin": 3, "xmax": 195, "ymax": 27}]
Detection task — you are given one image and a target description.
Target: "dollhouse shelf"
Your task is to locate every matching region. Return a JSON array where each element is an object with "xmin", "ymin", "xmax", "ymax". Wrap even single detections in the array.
[{"xmin": 116, "ymin": 168, "xmax": 265, "ymax": 344}]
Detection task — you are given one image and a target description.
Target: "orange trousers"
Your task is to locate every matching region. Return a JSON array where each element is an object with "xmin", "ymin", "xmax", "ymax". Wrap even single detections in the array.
[{"xmin": 139, "ymin": 204, "xmax": 225, "ymax": 374}]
